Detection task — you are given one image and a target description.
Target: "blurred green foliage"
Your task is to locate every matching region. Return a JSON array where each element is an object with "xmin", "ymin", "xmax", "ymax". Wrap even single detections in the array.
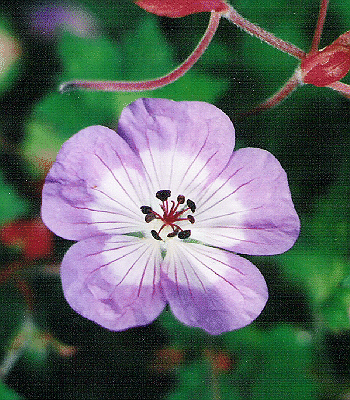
[{"xmin": 1, "ymin": 0, "xmax": 350, "ymax": 399}]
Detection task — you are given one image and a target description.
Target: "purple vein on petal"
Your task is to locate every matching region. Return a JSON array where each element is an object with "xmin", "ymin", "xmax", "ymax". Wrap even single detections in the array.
[
  {"xmin": 72, "ymin": 205, "xmax": 122, "ymax": 214},
  {"xmin": 173, "ymin": 251, "xmax": 198, "ymax": 312},
  {"xmin": 196, "ymin": 177, "xmax": 255, "ymax": 217},
  {"xmin": 182, "ymin": 151, "xmax": 218, "ymax": 195},
  {"xmin": 85, "ymin": 240, "xmax": 141, "ymax": 259},
  {"xmin": 87, "ymin": 241, "xmax": 147, "ymax": 274},
  {"xmin": 182, "ymin": 256, "xmax": 206, "ymax": 295},
  {"xmin": 93, "ymin": 153, "xmax": 140, "ymax": 209},
  {"xmin": 195, "ymin": 165, "xmax": 244, "ymax": 206},
  {"xmin": 137, "ymin": 247, "xmax": 156, "ymax": 297},
  {"xmin": 167, "ymin": 127, "xmax": 181, "ymax": 190},
  {"xmin": 182, "ymin": 242, "xmax": 246, "ymax": 278},
  {"xmin": 186, "ymin": 247, "xmax": 243, "ymax": 287},
  {"xmin": 205, "ymin": 232, "xmax": 262, "ymax": 245},
  {"xmin": 108, "ymin": 243, "xmax": 152, "ymax": 290},
  {"xmin": 179, "ymin": 131, "xmax": 212, "ymax": 193},
  {"xmin": 152, "ymin": 248, "xmax": 159, "ymax": 298},
  {"xmin": 91, "ymin": 187, "xmax": 140, "ymax": 217},
  {"xmin": 112, "ymin": 149, "xmax": 151, "ymax": 204},
  {"xmin": 174, "ymin": 244, "xmax": 228, "ymax": 313},
  {"xmin": 197, "ymin": 206, "xmax": 264, "ymax": 223},
  {"xmin": 142, "ymin": 129, "xmax": 162, "ymax": 189}
]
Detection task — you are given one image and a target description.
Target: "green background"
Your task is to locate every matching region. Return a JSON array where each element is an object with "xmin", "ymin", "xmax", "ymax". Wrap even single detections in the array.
[{"xmin": 1, "ymin": 0, "xmax": 350, "ymax": 398}]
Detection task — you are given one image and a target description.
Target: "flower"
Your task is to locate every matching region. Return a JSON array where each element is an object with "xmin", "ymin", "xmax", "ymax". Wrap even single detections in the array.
[{"xmin": 41, "ymin": 98, "xmax": 300, "ymax": 335}]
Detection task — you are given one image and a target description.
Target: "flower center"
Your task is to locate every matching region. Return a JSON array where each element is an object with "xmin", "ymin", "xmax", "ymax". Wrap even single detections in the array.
[{"xmin": 140, "ymin": 190, "xmax": 196, "ymax": 241}]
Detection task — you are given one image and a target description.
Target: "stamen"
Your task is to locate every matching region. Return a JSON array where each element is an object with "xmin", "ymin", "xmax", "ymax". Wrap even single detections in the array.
[
  {"xmin": 167, "ymin": 229, "xmax": 179, "ymax": 238},
  {"xmin": 187, "ymin": 215, "xmax": 195, "ymax": 224},
  {"xmin": 143, "ymin": 192, "xmax": 196, "ymax": 241},
  {"xmin": 151, "ymin": 230, "xmax": 162, "ymax": 241},
  {"xmin": 140, "ymin": 206, "xmax": 153, "ymax": 214},
  {"xmin": 178, "ymin": 230, "xmax": 191, "ymax": 240},
  {"xmin": 145, "ymin": 213, "xmax": 156, "ymax": 223},
  {"xmin": 156, "ymin": 190, "xmax": 171, "ymax": 202},
  {"xmin": 186, "ymin": 199, "xmax": 196, "ymax": 213},
  {"xmin": 177, "ymin": 195, "xmax": 185, "ymax": 204}
]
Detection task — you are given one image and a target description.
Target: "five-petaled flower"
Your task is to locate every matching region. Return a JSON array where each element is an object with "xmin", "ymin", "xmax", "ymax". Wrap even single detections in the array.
[{"xmin": 41, "ymin": 98, "xmax": 300, "ymax": 335}]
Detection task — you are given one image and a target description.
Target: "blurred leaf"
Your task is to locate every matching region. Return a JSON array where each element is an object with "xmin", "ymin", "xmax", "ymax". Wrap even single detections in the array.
[
  {"xmin": 30, "ymin": 91, "xmax": 118, "ymax": 150},
  {"xmin": 321, "ymin": 286, "xmax": 350, "ymax": 331},
  {"xmin": 59, "ymin": 31, "xmax": 123, "ymax": 81},
  {"xmin": 121, "ymin": 16, "xmax": 174, "ymax": 80},
  {"xmin": 79, "ymin": 0, "xmax": 144, "ymax": 32},
  {"xmin": 157, "ymin": 70, "xmax": 228, "ymax": 102},
  {"xmin": 277, "ymin": 248, "xmax": 350, "ymax": 307},
  {"xmin": 332, "ymin": 1, "xmax": 350, "ymax": 38},
  {"xmin": 22, "ymin": 121, "xmax": 63, "ymax": 178},
  {"xmin": 307, "ymin": 160, "xmax": 350, "ymax": 257},
  {"xmin": 276, "ymin": 155, "xmax": 350, "ymax": 331},
  {"xmin": 0, "ymin": 282, "xmax": 26, "ymax": 357},
  {"xmin": 0, "ymin": 170, "xmax": 29, "ymax": 225},
  {"xmin": 166, "ymin": 360, "xmax": 241, "ymax": 400},
  {"xmin": 251, "ymin": 325, "xmax": 319, "ymax": 400},
  {"xmin": 0, "ymin": 380, "xmax": 23, "ymax": 400}
]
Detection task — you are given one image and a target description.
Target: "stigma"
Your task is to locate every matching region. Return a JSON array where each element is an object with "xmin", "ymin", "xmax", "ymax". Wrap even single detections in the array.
[{"xmin": 140, "ymin": 190, "xmax": 196, "ymax": 241}]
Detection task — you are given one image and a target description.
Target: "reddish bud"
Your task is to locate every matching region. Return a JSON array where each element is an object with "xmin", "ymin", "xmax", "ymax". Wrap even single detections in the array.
[
  {"xmin": 0, "ymin": 218, "xmax": 54, "ymax": 260},
  {"xmin": 301, "ymin": 31, "xmax": 350, "ymax": 87},
  {"xmin": 136, "ymin": 0, "xmax": 229, "ymax": 18},
  {"xmin": 153, "ymin": 347, "xmax": 184, "ymax": 372},
  {"xmin": 204, "ymin": 349, "xmax": 235, "ymax": 373}
]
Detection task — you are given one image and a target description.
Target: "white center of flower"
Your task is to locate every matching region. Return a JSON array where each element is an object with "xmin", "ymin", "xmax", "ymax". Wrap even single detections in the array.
[{"xmin": 141, "ymin": 190, "xmax": 196, "ymax": 241}]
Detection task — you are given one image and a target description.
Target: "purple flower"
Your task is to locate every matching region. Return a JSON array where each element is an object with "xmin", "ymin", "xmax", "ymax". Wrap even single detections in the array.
[
  {"xmin": 29, "ymin": 3, "xmax": 97, "ymax": 39},
  {"xmin": 41, "ymin": 98, "xmax": 300, "ymax": 335}
]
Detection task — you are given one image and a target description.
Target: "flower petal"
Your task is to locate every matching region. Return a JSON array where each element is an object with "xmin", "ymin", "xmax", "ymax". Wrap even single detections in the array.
[
  {"xmin": 117, "ymin": 98, "xmax": 235, "ymax": 203},
  {"xmin": 61, "ymin": 235, "xmax": 166, "ymax": 331},
  {"xmin": 191, "ymin": 148, "xmax": 300, "ymax": 255},
  {"xmin": 161, "ymin": 240, "xmax": 268, "ymax": 335},
  {"xmin": 42, "ymin": 125, "xmax": 151, "ymax": 240}
]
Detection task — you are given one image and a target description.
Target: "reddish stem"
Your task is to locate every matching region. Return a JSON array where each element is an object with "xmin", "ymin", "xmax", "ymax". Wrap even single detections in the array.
[
  {"xmin": 327, "ymin": 81, "xmax": 350, "ymax": 98},
  {"xmin": 223, "ymin": 5, "xmax": 306, "ymax": 60},
  {"xmin": 239, "ymin": 70, "xmax": 302, "ymax": 117},
  {"xmin": 309, "ymin": 0, "xmax": 329, "ymax": 53},
  {"xmin": 59, "ymin": 11, "xmax": 221, "ymax": 92}
]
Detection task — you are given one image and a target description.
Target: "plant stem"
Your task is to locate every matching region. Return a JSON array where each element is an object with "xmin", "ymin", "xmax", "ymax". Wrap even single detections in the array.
[
  {"xmin": 309, "ymin": 0, "xmax": 329, "ymax": 53},
  {"xmin": 59, "ymin": 11, "xmax": 221, "ymax": 92},
  {"xmin": 327, "ymin": 81, "xmax": 350, "ymax": 98},
  {"xmin": 238, "ymin": 70, "xmax": 302, "ymax": 118},
  {"xmin": 223, "ymin": 5, "xmax": 306, "ymax": 59}
]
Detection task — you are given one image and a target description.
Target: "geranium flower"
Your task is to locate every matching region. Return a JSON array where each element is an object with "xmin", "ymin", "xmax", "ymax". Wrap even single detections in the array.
[{"xmin": 41, "ymin": 98, "xmax": 300, "ymax": 335}]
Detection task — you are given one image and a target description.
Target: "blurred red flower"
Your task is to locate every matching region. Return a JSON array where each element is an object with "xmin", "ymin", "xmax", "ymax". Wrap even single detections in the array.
[{"xmin": 0, "ymin": 218, "xmax": 54, "ymax": 260}]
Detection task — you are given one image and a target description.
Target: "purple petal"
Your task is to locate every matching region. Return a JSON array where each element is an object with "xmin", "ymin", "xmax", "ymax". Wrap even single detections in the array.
[
  {"xmin": 61, "ymin": 235, "xmax": 166, "ymax": 331},
  {"xmin": 191, "ymin": 148, "xmax": 300, "ymax": 255},
  {"xmin": 42, "ymin": 125, "xmax": 151, "ymax": 240},
  {"xmin": 117, "ymin": 98, "xmax": 235, "ymax": 197},
  {"xmin": 161, "ymin": 241, "xmax": 268, "ymax": 335}
]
